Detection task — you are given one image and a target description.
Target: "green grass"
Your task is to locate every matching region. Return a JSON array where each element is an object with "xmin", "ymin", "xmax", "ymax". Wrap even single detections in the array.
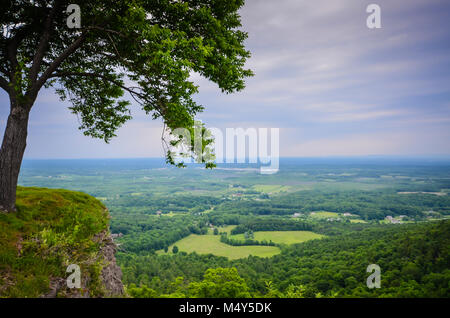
[
  {"xmin": 217, "ymin": 225, "xmax": 236, "ymax": 234},
  {"xmin": 252, "ymin": 185, "xmax": 291, "ymax": 193},
  {"xmin": 157, "ymin": 234, "xmax": 280, "ymax": 260},
  {"xmin": 230, "ymin": 231, "xmax": 324, "ymax": 245},
  {"xmin": 0, "ymin": 187, "xmax": 109, "ymax": 297},
  {"xmin": 309, "ymin": 211, "xmax": 340, "ymax": 219},
  {"xmin": 350, "ymin": 219, "xmax": 367, "ymax": 223},
  {"xmin": 207, "ymin": 225, "xmax": 235, "ymax": 235},
  {"xmin": 163, "ymin": 211, "xmax": 188, "ymax": 217}
]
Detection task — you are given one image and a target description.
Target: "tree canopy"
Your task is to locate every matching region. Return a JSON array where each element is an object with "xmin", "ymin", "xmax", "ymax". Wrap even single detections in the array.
[{"xmin": 0, "ymin": 0, "xmax": 252, "ymax": 211}]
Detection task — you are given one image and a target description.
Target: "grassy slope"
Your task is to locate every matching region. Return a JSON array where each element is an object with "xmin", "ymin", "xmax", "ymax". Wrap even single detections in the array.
[
  {"xmin": 158, "ymin": 234, "xmax": 281, "ymax": 260},
  {"xmin": 309, "ymin": 211, "xmax": 340, "ymax": 219},
  {"xmin": 252, "ymin": 185, "xmax": 291, "ymax": 193},
  {"xmin": 0, "ymin": 187, "xmax": 109, "ymax": 297},
  {"xmin": 350, "ymin": 219, "xmax": 367, "ymax": 223},
  {"xmin": 157, "ymin": 229, "xmax": 324, "ymax": 259},
  {"xmin": 207, "ymin": 225, "xmax": 236, "ymax": 235},
  {"xmin": 230, "ymin": 231, "xmax": 324, "ymax": 244}
]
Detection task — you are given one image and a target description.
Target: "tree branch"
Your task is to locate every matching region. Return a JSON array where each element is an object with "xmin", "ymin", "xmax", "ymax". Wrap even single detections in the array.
[
  {"xmin": 48, "ymin": 71, "xmax": 148, "ymax": 103},
  {"xmin": 82, "ymin": 26, "xmax": 126, "ymax": 37},
  {"xmin": 5, "ymin": 21, "xmax": 43, "ymax": 101},
  {"xmin": 6, "ymin": 33, "xmax": 21, "ymax": 83},
  {"xmin": 32, "ymin": 23, "xmax": 121, "ymax": 97},
  {"xmin": 33, "ymin": 33, "xmax": 87, "ymax": 96},
  {"xmin": 5, "ymin": 21, "xmax": 42, "ymax": 79},
  {"xmin": 28, "ymin": 1, "xmax": 61, "ymax": 88}
]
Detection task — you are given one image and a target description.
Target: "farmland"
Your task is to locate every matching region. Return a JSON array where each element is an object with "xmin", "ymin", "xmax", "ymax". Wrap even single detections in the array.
[
  {"xmin": 157, "ymin": 234, "xmax": 281, "ymax": 260},
  {"xmin": 17, "ymin": 157, "xmax": 450, "ymax": 297},
  {"xmin": 230, "ymin": 231, "xmax": 324, "ymax": 245}
]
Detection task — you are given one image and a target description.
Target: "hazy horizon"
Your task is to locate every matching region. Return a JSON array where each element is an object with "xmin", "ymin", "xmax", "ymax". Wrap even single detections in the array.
[{"xmin": 2, "ymin": 0, "xmax": 450, "ymax": 159}]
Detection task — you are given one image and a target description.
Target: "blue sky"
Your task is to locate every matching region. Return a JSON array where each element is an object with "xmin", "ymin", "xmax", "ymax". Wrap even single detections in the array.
[{"xmin": 1, "ymin": 0, "xmax": 450, "ymax": 159}]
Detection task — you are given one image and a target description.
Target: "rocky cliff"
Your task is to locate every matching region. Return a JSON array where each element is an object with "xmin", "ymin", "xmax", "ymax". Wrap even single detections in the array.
[
  {"xmin": 42, "ymin": 229, "xmax": 124, "ymax": 298},
  {"xmin": 0, "ymin": 187, "xmax": 124, "ymax": 298}
]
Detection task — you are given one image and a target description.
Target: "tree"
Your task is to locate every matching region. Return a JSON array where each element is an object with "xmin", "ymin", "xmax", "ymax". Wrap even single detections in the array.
[
  {"xmin": 127, "ymin": 284, "xmax": 158, "ymax": 298},
  {"xmin": 0, "ymin": 0, "xmax": 252, "ymax": 211},
  {"xmin": 172, "ymin": 245, "xmax": 178, "ymax": 254},
  {"xmin": 188, "ymin": 267, "xmax": 251, "ymax": 298}
]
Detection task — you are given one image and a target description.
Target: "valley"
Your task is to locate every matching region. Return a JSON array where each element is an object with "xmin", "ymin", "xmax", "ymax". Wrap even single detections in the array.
[{"xmin": 17, "ymin": 157, "xmax": 450, "ymax": 297}]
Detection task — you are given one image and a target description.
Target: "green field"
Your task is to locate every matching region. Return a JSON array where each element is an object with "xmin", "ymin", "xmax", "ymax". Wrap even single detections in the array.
[
  {"xmin": 252, "ymin": 184, "xmax": 291, "ymax": 193},
  {"xmin": 207, "ymin": 225, "xmax": 236, "ymax": 234},
  {"xmin": 350, "ymin": 219, "xmax": 367, "ymax": 223},
  {"xmin": 230, "ymin": 231, "xmax": 324, "ymax": 244},
  {"xmin": 309, "ymin": 211, "xmax": 340, "ymax": 219},
  {"xmin": 157, "ymin": 234, "xmax": 280, "ymax": 260},
  {"xmin": 163, "ymin": 211, "xmax": 189, "ymax": 217},
  {"xmin": 217, "ymin": 225, "xmax": 236, "ymax": 235}
]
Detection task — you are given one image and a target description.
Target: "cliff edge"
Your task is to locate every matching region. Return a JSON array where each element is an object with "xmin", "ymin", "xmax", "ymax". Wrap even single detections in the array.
[{"xmin": 0, "ymin": 187, "xmax": 124, "ymax": 297}]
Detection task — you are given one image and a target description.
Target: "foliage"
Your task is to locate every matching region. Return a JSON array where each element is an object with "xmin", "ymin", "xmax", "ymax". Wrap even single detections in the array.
[
  {"xmin": 0, "ymin": 0, "xmax": 253, "ymax": 169},
  {"xmin": 155, "ymin": 234, "xmax": 281, "ymax": 260},
  {"xmin": 188, "ymin": 268, "xmax": 251, "ymax": 298},
  {"xmin": 0, "ymin": 187, "xmax": 109, "ymax": 297},
  {"xmin": 15, "ymin": 159, "xmax": 450, "ymax": 298},
  {"xmin": 229, "ymin": 231, "xmax": 324, "ymax": 245},
  {"xmin": 112, "ymin": 213, "xmax": 209, "ymax": 253},
  {"xmin": 211, "ymin": 189, "xmax": 450, "ymax": 220},
  {"xmin": 128, "ymin": 267, "xmax": 251, "ymax": 298},
  {"xmin": 230, "ymin": 218, "xmax": 313, "ymax": 234},
  {"xmin": 119, "ymin": 221, "xmax": 450, "ymax": 298},
  {"xmin": 220, "ymin": 233, "xmax": 276, "ymax": 247}
]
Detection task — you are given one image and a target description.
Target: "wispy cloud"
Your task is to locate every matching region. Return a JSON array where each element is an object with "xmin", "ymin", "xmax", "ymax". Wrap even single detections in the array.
[{"xmin": 1, "ymin": 0, "xmax": 449, "ymax": 158}]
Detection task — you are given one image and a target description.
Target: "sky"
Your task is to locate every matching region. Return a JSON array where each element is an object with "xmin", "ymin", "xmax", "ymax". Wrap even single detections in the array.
[{"xmin": 1, "ymin": 0, "xmax": 450, "ymax": 159}]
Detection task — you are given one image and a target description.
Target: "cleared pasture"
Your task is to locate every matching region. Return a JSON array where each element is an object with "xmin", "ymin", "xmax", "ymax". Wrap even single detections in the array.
[
  {"xmin": 230, "ymin": 231, "xmax": 324, "ymax": 244},
  {"xmin": 157, "ymin": 234, "xmax": 280, "ymax": 260}
]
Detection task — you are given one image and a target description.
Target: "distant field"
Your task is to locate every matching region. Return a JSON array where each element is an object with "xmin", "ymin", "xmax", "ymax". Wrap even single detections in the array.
[
  {"xmin": 157, "ymin": 234, "xmax": 280, "ymax": 260},
  {"xmin": 230, "ymin": 231, "xmax": 324, "ymax": 244},
  {"xmin": 398, "ymin": 191, "xmax": 447, "ymax": 196},
  {"xmin": 350, "ymin": 219, "xmax": 367, "ymax": 223},
  {"xmin": 218, "ymin": 225, "xmax": 236, "ymax": 234},
  {"xmin": 309, "ymin": 211, "xmax": 340, "ymax": 219},
  {"xmin": 207, "ymin": 225, "xmax": 236, "ymax": 235},
  {"xmin": 252, "ymin": 184, "xmax": 291, "ymax": 193},
  {"xmin": 163, "ymin": 212, "xmax": 188, "ymax": 217}
]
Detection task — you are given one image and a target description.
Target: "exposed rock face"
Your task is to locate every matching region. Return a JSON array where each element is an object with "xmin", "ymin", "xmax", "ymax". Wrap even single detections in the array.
[
  {"xmin": 99, "ymin": 230, "xmax": 124, "ymax": 297},
  {"xmin": 42, "ymin": 229, "xmax": 124, "ymax": 298},
  {"xmin": 43, "ymin": 278, "xmax": 70, "ymax": 298}
]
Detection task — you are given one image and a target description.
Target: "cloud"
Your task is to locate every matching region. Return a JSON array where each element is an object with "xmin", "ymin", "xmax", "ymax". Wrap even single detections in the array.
[
  {"xmin": 1, "ymin": 0, "xmax": 449, "ymax": 158},
  {"xmin": 283, "ymin": 129, "xmax": 450, "ymax": 157}
]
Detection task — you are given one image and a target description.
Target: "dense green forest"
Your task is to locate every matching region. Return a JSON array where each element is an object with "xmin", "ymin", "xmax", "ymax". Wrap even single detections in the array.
[
  {"xmin": 17, "ymin": 158, "xmax": 450, "ymax": 297},
  {"xmin": 121, "ymin": 221, "xmax": 450, "ymax": 298},
  {"xmin": 209, "ymin": 190, "xmax": 450, "ymax": 219},
  {"xmin": 111, "ymin": 214, "xmax": 209, "ymax": 253},
  {"xmin": 230, "ymin": 219, "xmax": 313, "ymax": 234}
]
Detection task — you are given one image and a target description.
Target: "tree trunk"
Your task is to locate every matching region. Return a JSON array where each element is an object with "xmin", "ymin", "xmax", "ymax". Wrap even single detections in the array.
[{"xmin": 0, "ymin": 102, "xmax": 30, "ymax": 212}]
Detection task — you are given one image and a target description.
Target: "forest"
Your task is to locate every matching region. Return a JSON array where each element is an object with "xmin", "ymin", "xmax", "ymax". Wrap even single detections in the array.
[
  {"xmin": 17, "ymin": 158, "xmax": 450, "ymax": 298},
  {"xmin": 122, "ymin": 221, "xmax": 450, "ymax": 298}
]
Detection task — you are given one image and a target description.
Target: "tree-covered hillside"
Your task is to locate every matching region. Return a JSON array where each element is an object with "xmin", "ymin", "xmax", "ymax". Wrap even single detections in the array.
[
  {"xmin": 14, "ymin": 159, "xmax": 450, "ymax": 298},
  {"xmin": 121, "ymin": 221, "xmax": 450, "ymax": 298}
]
